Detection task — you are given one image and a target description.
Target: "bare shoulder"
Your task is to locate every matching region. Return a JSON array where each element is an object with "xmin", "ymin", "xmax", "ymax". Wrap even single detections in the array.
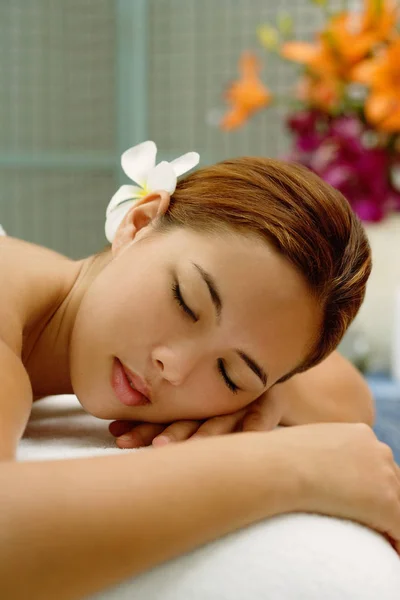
[{"xmin": 0, "ymin": 236, "xmax": 71, "ymax": 355}]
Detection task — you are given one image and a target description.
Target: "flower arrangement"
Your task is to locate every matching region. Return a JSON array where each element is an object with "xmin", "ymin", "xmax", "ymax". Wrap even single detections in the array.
[{"xmin": 221, "ymin": 0, "xmax": 400, "ymax": 222}]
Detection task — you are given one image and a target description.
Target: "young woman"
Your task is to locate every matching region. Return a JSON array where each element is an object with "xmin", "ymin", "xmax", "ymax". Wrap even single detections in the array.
[{"xmin": 0, "ymin": 142, "xmax": 399, "ymax": 599}]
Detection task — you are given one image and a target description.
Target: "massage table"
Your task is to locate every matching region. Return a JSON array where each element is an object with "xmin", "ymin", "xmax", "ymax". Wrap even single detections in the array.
[{"xmin": 17, "ymin": 394, "xmax": 400, "ymax": 599}]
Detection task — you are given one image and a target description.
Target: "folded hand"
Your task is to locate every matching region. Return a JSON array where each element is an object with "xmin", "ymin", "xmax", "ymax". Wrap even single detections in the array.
[{"xmin": 109, "ymin": 389, "xmax": 285, "ymax": 448}]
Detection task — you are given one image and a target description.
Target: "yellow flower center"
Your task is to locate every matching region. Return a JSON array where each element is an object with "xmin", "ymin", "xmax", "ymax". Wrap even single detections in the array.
[{"xmin": 139, "ymin": 185, "xmax": 149, "ymax": 198}]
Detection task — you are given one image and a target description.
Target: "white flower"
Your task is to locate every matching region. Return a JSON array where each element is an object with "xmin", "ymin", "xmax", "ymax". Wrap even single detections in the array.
[{"xmin": 105, "ymin": 141, "xmax": 200, "ymax": 243}]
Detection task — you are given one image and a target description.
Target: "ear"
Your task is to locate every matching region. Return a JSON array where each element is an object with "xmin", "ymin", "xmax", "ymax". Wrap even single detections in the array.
[{"xmin": 111, "ymin": 190, "xmax": 171, "ymax": 256}]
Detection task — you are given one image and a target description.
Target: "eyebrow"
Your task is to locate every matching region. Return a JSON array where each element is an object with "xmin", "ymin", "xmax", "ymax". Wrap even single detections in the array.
[{"xmin": 192, "ymin": 262, "xmax": 268, "ymax": 388}]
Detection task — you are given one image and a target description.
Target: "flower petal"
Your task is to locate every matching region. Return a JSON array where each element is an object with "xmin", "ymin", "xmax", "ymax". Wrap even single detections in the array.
[
  {"xmin": 365, "ymin": 93, "xmax": 395, "ymax": 124},
  {"xmin": 105, "ymin": 202, "xmax": 134, "ymax": 243},
  {"xmin": 380, "ymin": 108, "xmax": 400, "ymax": 132},
  {"xmin": 220, "ymin": 106, "xmax": 249, "ymax": 130},
  {"xmin": 121, "ymin": 141, "xmax": 157, "ymax": 186},
  {"xmin": 351, "ymin": 59, "xmax": 379, "ymax": 85},
  {"xmin": 280, "ymin": 41, "xmax": 320, "ymax": 64},
  {"xmin": 146, "ymin": 161, "xmax": 177, "ymax": 194},
  {"xmin": 170, "ymin": 152, "xmax": 200, "ymax": 177},
  {"xmin": 353, "ymin": 198, "xmax": 385, "ymax": 223},
  {"xmin": 106, "ymin": 185, "xmax": 142, "ymax": 218}
]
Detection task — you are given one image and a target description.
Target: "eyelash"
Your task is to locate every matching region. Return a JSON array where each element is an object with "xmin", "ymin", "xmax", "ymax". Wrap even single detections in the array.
[
  {"xmin": 171, "ymin": 280, "xmax": 240, "ymax": 395},
  {"xmin": 171, "ymin": 281, "xmax": 198, "ymax": 322},
  {"xmin": 218, "ymin": 358, "xmax": 239, "ymax": 394}
]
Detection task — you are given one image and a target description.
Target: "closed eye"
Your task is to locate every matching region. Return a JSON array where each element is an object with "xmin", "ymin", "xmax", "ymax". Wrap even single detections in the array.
[
  {"xmin": 172, "ymin": 280, "xmax": 199, "ymax": 322},
  {"xmin": 218, "ymin": 359, "xmax": 240, "ymax": 394},
  {"xmin": 171, "ymin": 278, "xmax": 240, "ymax": 395}
]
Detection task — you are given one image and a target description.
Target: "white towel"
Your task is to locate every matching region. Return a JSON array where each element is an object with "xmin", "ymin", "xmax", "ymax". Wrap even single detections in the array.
[
  {"xmin": 0, "ymin": 224, "xmax": 7, "ymax": 236},
  {"xmin": 18, "ymin": 395, "xmax": 400, "ymax": 600},
  {"xmin": 18, "ymin": 394, "xmax": 138, "ymax": 461}
]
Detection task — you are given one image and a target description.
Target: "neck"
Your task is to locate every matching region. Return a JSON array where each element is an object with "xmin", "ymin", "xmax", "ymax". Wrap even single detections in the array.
[{"xmin": 30, "ymin": 249, "xmax": 113, "ymax": 398}]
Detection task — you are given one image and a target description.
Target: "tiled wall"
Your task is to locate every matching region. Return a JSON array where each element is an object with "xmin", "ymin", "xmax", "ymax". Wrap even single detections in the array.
[
  {"xmin": 1, "ymin": 0, "xmax": 358, "ymax": 258},
  {"xmin": 0, "ymin": 0, "xmax": 117, "ymax": 257}
]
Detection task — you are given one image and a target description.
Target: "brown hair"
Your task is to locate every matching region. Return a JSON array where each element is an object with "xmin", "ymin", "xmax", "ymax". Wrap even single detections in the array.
[{"xmin": 153, "ymin": 157, "xmax": 371, "ymax": 382}]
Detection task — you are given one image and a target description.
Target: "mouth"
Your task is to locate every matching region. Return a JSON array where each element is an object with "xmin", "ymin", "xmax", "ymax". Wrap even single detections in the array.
[{"xmin": 111, "ymin": 358, "xmax": 152, "ymax": 407}]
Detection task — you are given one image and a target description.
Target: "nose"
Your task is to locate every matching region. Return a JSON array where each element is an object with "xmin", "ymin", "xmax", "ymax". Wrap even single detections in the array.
[{"xmin": 151, "ymin": 344, "xmax": 203, "ymax": 386}]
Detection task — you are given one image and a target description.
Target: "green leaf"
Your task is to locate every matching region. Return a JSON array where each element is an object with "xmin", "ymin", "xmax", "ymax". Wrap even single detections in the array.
[
  {"xmin": 277, "ymin": 12, "xmax": 294, "ymax": 37},
  {"xmin": 257, "ymin": 25, "xmax": 280, "ymax": 50}
]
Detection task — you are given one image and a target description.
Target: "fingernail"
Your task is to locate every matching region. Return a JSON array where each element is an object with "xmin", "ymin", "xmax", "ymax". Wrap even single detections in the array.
[
  {"xmin": 118, "ymin": 434, "xmax": 133, "ymax": 443},
  {"xmin": 117, "ymin": 434, "xmax": 137, "ymax": 448},
  {"xmin": 152, "ymin": 435, "xmax": 170, "ymax": 447}
]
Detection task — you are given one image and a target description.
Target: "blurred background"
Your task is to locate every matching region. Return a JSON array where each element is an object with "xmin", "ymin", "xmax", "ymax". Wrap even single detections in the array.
[
  {"xmin": 0, "ymin": 0, "xmax": 399, "ymax": 454},
  {"xmin": 0, "ymin": 0, "xmax": 337, "ymax": 258}
]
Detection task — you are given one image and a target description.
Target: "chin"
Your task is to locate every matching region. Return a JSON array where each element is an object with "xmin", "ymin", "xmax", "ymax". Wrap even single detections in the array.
[{"xmin": 73, "ymin": 392, "xmax": 110, "ymax": 419}]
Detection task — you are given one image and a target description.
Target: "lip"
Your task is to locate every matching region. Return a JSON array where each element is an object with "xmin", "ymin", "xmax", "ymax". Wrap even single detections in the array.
[
  {"xmin": 112, "ymin": 358, "xmax": 152, "ymax": 407},
  {"xmin": 122, "ymin": 363, "xmax": 152, "ymax": 401}
]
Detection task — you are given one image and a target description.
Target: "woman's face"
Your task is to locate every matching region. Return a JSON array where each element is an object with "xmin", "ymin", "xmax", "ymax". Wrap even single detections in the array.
[{"xmin": 70, "ymin": 227, "xmax": 320, "ymax": 421}]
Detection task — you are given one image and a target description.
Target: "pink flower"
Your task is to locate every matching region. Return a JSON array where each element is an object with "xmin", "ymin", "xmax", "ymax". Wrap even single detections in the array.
[{"xmin": 286, "ymin": 111, "xmax": 394, "ymax": 222}]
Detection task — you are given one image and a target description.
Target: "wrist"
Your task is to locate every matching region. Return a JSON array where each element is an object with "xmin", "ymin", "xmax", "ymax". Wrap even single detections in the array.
[
  {"xmin": 243, "ymin": 429, "xmax": 309, "ymax": 516},
  {"xmin": 256, "ymin": 427, "xmax": 320, "ymax": 513}
]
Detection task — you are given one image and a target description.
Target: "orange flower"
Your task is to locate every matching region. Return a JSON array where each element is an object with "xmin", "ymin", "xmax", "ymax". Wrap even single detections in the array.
[
  {"xmin": 281, "ymin": 39, "xmax": 340, "ymax": 77},
  {"xmin": 280, "ymin": 0, "xmax": 398, "ymax": 110},
  {"xmin": 362, "ymin": 0, "xmax": 398, "ymax": 42},
  {"xmin": 297, "ymin": 75, "xmax": 342, "ymax": 111},
  {"xmin": 281, "ymin": 39, "xmax": 343, "ymax": 110},
  {"xmin": 221, "ymin": 52, "xmax": 271, "ymax": 130},
  {"xmin": 352, "ymin": 37, "xmax": 400, "ymax": 131},
  {"xmin": 326, "ymin": 0, "xmax": 398, "ymax": 66}
]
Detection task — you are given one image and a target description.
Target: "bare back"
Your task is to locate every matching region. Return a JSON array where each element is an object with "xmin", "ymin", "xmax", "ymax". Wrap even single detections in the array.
[{"xmin": 0, "ymin": 235, "xmax": 76, "ymax": 394}]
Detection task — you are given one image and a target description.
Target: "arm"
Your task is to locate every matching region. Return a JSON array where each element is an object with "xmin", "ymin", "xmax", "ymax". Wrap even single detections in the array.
[
  {"xmin": 1, "ymin": 432, "xmax": 298, "ymax": 600},
  {"xmin": 0, "ymin": 339, "xmax": 33, "ymax": 461},
  {"xmin": 274, "ymin": 351, "xmax": 375, "ymax": 427},
  {"xmin": 2, "ymin": 423, "xmax": 400, "ymax": 600},
  {"xmin": 110, "ymin": 352, "xmax": 375, "ymax": 448}
]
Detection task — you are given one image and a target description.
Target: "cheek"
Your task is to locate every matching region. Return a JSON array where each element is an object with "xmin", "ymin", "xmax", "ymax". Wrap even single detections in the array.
[
  {"xmin": 174, "ymin": 371, "xmax": 248, "ymax": 420},
  {"xmin": 120, "ymin": 286, "xmax": 176, "ymax": 348},
  {"xmin": 98, "ymin": 267, "xmax": 168, "ymax": 336}
]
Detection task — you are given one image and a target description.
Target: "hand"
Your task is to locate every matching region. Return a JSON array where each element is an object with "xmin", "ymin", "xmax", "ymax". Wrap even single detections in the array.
[
  {"xmin": 272, "ymin": 422, "xmax": 400, "ymax": 553},
  {"xmin": 109, "ymin": 390, "xmax": 285, "ymax": 449}
]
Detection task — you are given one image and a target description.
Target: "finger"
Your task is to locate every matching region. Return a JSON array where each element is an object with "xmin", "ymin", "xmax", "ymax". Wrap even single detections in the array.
[
  {"xmin": 152, "ymin": 420, "xmax": 202, "ymax": 447},
  {"xmin": 382, "ymin": 533, "xmax": 397, "ymax": 550},
  {"xmin": 117, "ymin": 422, "xmax": 166, "ymax": 448},
  {"xmin": 242, "ymin": 392, "xmax": 283, "ymax": 432},
  {"xmin": 383, "ymin": 506, "xmax": 400, "ymax": 551},
  {"xmin": 190, "ymin": 410, "xmax": 246, "ymax": 440},
  {"xmin": 382, "ymin": 466, "xmax": 400, "ymax": 547},
  {"xmin": 109, "ymin": 420, "xmax": 138, "ymax": 437}
]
